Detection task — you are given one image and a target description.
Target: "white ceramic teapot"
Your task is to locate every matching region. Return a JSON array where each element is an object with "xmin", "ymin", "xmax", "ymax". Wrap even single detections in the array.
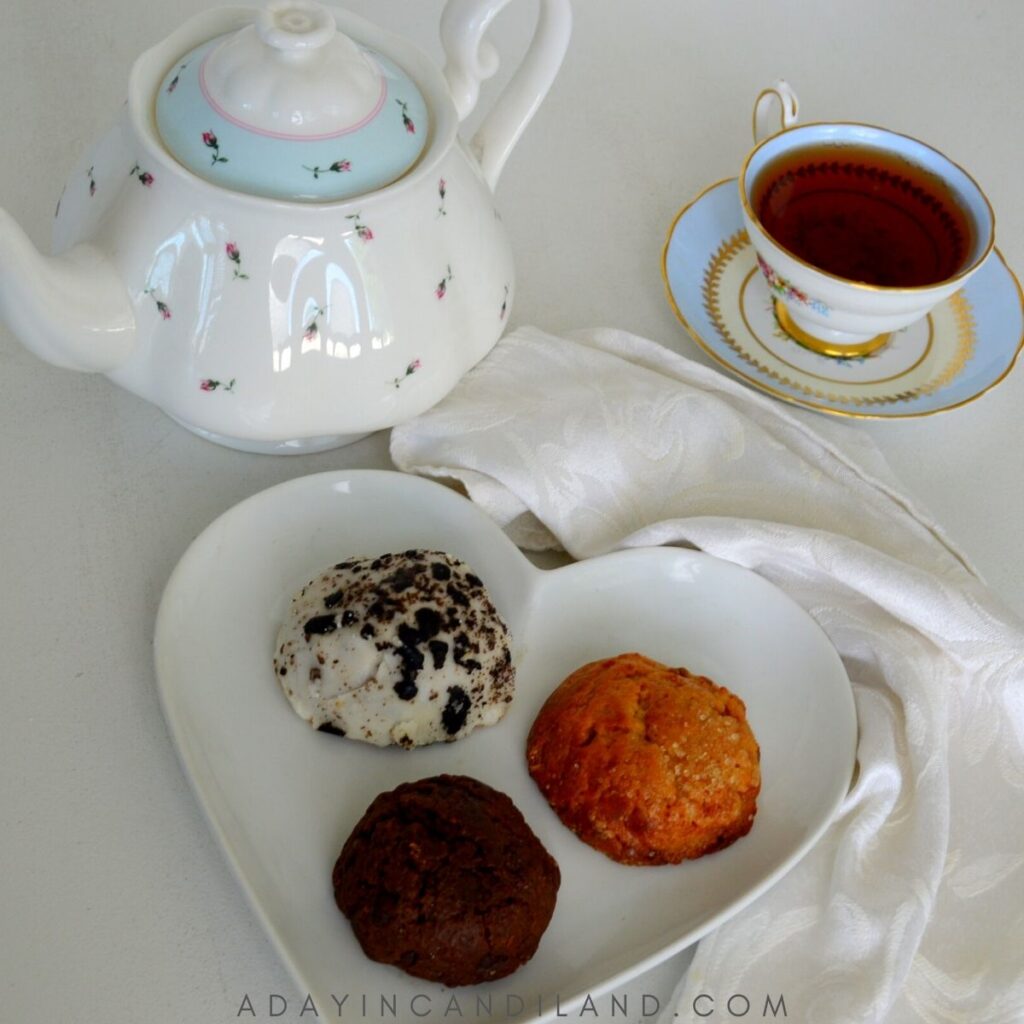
[{"xmin": 0, "ymin": 0, "xmax": 571, "ymax": 453}]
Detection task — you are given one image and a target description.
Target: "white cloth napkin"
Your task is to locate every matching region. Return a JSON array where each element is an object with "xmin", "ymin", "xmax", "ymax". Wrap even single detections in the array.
[{"xmin": 391, "ymin": 326, "xmax": 1024, "ymax": 1024}]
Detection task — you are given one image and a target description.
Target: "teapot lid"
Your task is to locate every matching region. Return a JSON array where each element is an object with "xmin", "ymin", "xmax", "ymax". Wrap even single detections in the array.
[{"xmin": 155, "ymin": 0, "xmax": 429, "ymax": 202}]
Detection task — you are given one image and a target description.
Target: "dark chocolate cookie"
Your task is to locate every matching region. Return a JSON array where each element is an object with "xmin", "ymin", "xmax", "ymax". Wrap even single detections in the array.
[{"xmin": 333, "ymin": 774, "xmax": 560, "ymax": 985}]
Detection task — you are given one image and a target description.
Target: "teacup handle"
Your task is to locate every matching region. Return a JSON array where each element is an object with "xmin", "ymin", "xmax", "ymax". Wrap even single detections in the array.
[
  {"xmin": 752, "ymin": 80, "xmax": 799, "ymax": 142},
  {"xmin": 441, "ymin": 0, "xmax": 572, "ymax": 191}
]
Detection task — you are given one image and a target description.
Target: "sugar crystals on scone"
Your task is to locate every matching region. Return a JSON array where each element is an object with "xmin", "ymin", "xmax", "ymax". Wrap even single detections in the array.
[{"xmin": 527, "ymin": 652, "xmax": 760, "ymax": 864}]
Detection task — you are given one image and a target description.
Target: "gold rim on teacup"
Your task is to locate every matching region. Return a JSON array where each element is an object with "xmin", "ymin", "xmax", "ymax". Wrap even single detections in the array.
[
  {"xmin": 739, "ymin": 125, "xmax": 996, "ymax": 296},
  {"xmin": 738, "ymin": 81, "xmax": 996, "ymax": 355}
]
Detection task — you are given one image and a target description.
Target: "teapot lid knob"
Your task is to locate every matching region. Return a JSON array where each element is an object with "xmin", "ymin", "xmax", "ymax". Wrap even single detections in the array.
[{"xmin": 257, "ymin": 1, "xmax": 336, "ymax": 55}]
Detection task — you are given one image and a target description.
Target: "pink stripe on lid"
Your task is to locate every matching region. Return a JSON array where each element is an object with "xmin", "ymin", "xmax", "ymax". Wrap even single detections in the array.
[{"xmin": 197, "ymin": 51, "xmax": 388, "ymax": 142}]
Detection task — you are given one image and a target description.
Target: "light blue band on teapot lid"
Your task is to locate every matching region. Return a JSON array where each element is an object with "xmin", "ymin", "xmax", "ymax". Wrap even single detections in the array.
[{"xmin": 155, "ymin": 1, "xmax": 428, "ymax": 202}]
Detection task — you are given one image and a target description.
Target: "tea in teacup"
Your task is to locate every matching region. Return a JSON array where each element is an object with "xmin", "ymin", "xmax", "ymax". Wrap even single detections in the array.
[
  {"xmin": 739, "ymin": 84, "xmax": 994, "ymax": 353},
  {"xmin": 751, "ymin": 142, "xmax": 973, "ymax": 288}
]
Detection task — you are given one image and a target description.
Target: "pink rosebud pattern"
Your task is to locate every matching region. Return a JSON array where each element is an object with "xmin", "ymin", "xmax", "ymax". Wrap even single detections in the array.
[
  {"xmin": 435, "ymin": 265, "xmax": 453, "ymax": 300},
  {"xmin": 304, "ymin": 159, "xmax": 352, "ymax": 179},
  {"xmin": 346, "ymin": 213, "xmax": 373, "ymax": 242},
  {"xmin": 200, "ymin": 378, "xmax": 235, "ymax": 393},
  {"xmin": 437, "ymin": 178, "xmax": 447, "ymax": 217},
  {"xmin": 167, "ymin": 63, "xmax": 187, "ymax": 93},
  {"xmin": 303, "ymin": 305, "xmax": 327, "ymax": 341},
  {"xmin": 225, "ymin": 242, "xmax": 249, "ymax": 280},
  {"xmin": 202, "ymin": 131, "xmax": 228, "ymax": 165},
  {"xmin": 130, "ymin": 163, "xmax": 154, "ymax": 187},
  {"xmin": 396, "ymin": 99, "xmax": 415, "ymax": 134},
  {"xmin": 391, "ymin": 358, "xmax": 422, "ymax": 389},
  {"xmin": 144, "ymin": 287, "xmax": 171, "ymax": 320}
]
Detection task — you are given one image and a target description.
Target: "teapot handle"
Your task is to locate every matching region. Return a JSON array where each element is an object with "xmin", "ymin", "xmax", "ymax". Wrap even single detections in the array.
[{"xmin": 441, "ymin": 0, "xmax": 572, "ymax": 190}]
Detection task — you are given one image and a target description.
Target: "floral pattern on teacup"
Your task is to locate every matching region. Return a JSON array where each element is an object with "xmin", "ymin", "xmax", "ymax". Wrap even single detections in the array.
[
  {"xmin": 437, "ymin": 178, "xmax": 447, "ymax": 217},
  {"xmin": 200, "ymin": 378, "xmax": 235, "ymax": 393},
  {"xmin": 757, "ymin": 254, "xmax": 829, "ymax": 317}
]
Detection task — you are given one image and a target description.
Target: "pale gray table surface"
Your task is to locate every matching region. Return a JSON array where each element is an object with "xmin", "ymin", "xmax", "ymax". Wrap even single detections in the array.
[{"xmin": 2, "ymin": 1, "xmax": 1022, "ymax": 1021}]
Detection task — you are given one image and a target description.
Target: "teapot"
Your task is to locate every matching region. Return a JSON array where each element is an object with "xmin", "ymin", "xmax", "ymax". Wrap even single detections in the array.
[{"xmin": 0, "ymin": 0, "xmax": 571, "ymax": 453}]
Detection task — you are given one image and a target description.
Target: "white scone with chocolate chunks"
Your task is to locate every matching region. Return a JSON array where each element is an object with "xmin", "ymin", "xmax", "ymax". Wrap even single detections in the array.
[{"xmin": 274, "ymin": 550, "xmax": 515, "ymax": 748}]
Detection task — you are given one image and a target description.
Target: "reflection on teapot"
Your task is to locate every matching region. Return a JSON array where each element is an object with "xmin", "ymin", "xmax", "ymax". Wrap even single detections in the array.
[{"xmin": 0, "ymin": 0, "xmax": 571, "ymax": 453}]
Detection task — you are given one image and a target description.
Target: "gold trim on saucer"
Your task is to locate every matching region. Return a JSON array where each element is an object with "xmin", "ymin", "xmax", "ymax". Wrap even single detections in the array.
[
  {"xmin": 659, "ymin": 178, "xmax": 1024, "ymax": 418},
  {"xmin": 928, "ymin": 291, "xmax": 977, "ymax": 395},
  {"xmin": 773, "ymin": 300, "xmax": 890, "ymax": 357},
  {"xmin": 702, "ymin": 230, "xmax": 974, "ymax": 408},
  {"xmin": 738, "ymin": 269, "xmax": 935, "ymax": 386}
]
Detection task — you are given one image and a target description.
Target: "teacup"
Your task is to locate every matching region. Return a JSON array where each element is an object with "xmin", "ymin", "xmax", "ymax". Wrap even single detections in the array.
[{"xmin": 739, "ymin": 82, "xmax": 994, "ymax": 356}]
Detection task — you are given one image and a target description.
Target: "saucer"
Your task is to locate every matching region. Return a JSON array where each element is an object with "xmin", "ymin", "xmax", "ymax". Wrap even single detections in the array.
[{"xmin": 662, "ymin": 178, "xmax": 1024, "ymax": 418}]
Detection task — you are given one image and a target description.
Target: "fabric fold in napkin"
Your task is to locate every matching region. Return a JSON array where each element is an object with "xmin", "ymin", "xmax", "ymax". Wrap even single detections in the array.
[{"xmin": 391, "ymin": 326, "xmax": 1024, "ymax": 1024}]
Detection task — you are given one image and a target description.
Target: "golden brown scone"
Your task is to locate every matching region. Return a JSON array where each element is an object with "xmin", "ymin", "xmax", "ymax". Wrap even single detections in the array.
[{"xmin": 526, "ymin": 653, "xmax": 760, "ymax": 865}]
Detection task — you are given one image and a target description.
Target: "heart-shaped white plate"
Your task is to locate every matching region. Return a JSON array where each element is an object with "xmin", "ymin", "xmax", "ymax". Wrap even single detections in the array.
[{"xmin": 155, "ymin": 471, "xmax": 856, "ymax": 1021}]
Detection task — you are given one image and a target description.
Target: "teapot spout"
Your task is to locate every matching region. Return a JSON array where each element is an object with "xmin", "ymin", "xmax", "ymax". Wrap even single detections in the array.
[{"xmin": 0, "ymin": 209, "xmax": 135, "ymax": 373}]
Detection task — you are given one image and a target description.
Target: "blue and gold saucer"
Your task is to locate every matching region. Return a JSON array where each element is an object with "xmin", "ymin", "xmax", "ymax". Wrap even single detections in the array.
[{"xmin": 662, "ymin": 178, "xmax": 1024, "ymax": 418}]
